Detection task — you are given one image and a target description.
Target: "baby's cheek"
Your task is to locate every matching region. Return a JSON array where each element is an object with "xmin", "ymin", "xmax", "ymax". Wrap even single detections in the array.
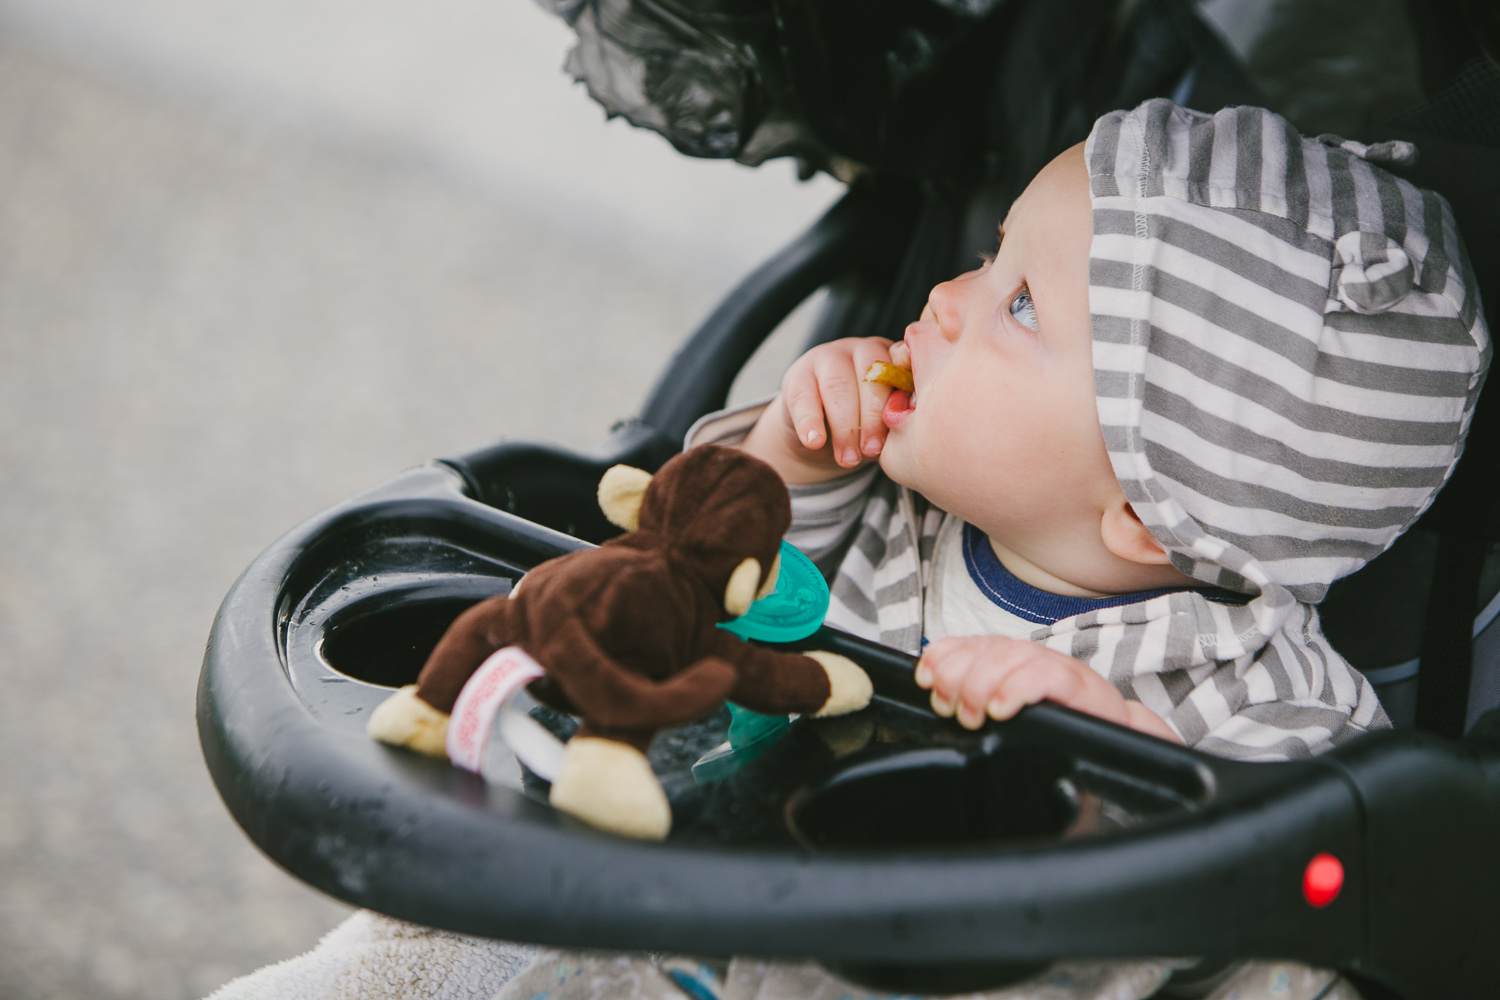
[{"xmin": 915, "ymin": 390, "xmax": 977, "ymax": 460}]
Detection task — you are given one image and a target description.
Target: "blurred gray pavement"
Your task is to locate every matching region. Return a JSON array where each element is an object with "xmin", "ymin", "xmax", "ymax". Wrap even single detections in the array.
[{"xmin": 0, "ymin": 7, "xmax": 835, "ymax": 997}]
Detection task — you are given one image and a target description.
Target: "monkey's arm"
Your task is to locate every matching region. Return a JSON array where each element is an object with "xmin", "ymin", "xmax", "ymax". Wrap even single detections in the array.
[
  {"xmin": 702, "ymin": 630, "xmax": 871, "ymax": 717},
  {"xmin": 545, "ymin": 622, "xmax": 738, "ymax": 730}
]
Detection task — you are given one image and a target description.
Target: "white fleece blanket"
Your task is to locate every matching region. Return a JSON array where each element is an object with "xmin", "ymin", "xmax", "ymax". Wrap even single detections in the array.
[
  {"xmin": 204, "ymin": 911, "xmax": 535, "ymax": 1000},
  {"xmin": 202, "ymin": 911, "xmax": 1360, "ymax": 1000}
]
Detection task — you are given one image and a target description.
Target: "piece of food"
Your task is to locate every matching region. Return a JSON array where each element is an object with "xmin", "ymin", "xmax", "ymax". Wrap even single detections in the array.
[{"xmin": 863, "ymin": 361, "xmax": 914, "ymax": 393}]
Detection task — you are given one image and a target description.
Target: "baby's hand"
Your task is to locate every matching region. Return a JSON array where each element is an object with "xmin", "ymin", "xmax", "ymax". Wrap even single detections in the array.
[
  {"xmin": 782, "ymin": 336, "xmax": 904, "ymax": 468},
  {"xmin": 915, "ymin": 636, "xmax": 1182, "ymax": 743},
  {"xmin": 742, "ymin": 337, "xmax": 907, "ymax": 481}
]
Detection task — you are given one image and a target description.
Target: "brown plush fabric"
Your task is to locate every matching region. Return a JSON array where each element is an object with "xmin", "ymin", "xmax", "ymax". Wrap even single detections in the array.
[{"xmin": 414, "ymin": 446, "xmax": 833, "ymax": 746}]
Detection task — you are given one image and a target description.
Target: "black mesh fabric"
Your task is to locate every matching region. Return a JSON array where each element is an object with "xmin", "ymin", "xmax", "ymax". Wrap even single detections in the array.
[
  {"xmin": 1394, "ymin": 56, "xmax": 1500, "ymax": 148},
  {"xmin": 536, "ymin": 0, "xmax": 775, "ymax": 159}
]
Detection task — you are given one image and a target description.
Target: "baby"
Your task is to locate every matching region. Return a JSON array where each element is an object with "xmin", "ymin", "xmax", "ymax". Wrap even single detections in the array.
[
  {"xmin": 740, "ymin": 132, "xmax": 1212, "ymax": 745},
  {"xmin": 207, "ymin": 100, "xmax": 1488, "ymax": 1000},
  {"xmin": 728, "ymin": 106, "xmax": 1438, "ymax": 753}
]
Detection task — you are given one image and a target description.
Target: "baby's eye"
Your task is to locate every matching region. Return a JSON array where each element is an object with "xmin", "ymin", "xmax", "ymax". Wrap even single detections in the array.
[{"xmin": 1009, "ymin": 287, "xmax": 1038, "ymax": 332}]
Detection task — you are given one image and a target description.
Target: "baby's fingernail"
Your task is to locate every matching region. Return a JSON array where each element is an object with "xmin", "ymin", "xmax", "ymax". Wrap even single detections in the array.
[
  {"xmin": 958, "ymin": 704, "xmax": 984, "ymax": 729},
  {"xmin": 914, "ymin": 662, "xmax": 931, "ymax": 687},
  {"xmin": 864, "ymin": 437, "xmax": 882, "ymax": 455},
  {"xmin": 930, "ymin": 694, "xmax": 953, "ymax": 718},
  {"xmin": 840, "ymin": 448, "xmax": 858, "ymax": 466},
  {"xmin": 805, "ymin": 429, "xmax": 821, "ymax": 445},
  {"xmin": 989, "ymin": 697, "xmax": 1020, "ymax": 720}
]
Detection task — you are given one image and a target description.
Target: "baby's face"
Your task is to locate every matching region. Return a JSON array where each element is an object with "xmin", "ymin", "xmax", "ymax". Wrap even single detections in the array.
[{"xmin": 879, "ymin": 144, "xmax": 1121, "ymax": 564}]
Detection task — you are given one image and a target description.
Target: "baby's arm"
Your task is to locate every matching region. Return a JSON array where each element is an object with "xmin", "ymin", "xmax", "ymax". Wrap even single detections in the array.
[
  {"xmin": 740, "ymin": 336, "xmax": 907, "ymax": 484},
  {"xmin": 915, "ymin": 636, "xmax": 1183, "ymax": 743}
]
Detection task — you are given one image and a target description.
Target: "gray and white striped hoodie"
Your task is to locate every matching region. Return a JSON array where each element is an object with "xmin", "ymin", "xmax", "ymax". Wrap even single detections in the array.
[{"xmin": 694, "ymin": 100, "xmax": 1489, "ymax": 762}]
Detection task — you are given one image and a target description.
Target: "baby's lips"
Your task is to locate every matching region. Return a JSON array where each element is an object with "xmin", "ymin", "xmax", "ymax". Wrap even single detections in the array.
[
  {"xmin": 882, "ymin": 389, "xmax": 914, "ymax": 429},
  {"xmin": 865, "ymin": 360, "xmax": 916, "ymax": 429}
]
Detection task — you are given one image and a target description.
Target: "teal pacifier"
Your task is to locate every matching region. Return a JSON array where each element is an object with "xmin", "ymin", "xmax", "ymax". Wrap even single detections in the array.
[
  {"xmin": 695, "ymin": 542, "xmax": 830, "ymax": 784},
  {"xmin": 716, "ymin": 540, "xmax": 829, "ymax": 643}
]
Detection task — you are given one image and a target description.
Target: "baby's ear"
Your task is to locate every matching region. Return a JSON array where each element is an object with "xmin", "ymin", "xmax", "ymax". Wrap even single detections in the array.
[
  {"xmin": 1099, "ymin": 497, "xmax": 1173, "ymax": 566},
  {"xmin": 598, "ymin": 465, "xmax": 653, "ymax": 532}
]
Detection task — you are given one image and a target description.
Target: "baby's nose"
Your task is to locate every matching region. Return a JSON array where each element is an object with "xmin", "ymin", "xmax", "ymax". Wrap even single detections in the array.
[{"xmin": 926, "ymin": 280, "xmax": 964, "ymax": 341}]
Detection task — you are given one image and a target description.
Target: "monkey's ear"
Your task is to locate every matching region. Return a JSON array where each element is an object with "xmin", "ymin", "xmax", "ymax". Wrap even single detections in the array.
[
  {"xmin": 724, "ymin": 558, "xmax": 762, "ymax": 617},
  {"xmin": 597, "ymin": 465, "xmax": 653, "ymax": 531},
  {"xmin": 755, "ymin": 551, "xmax": 781, "ymax": 602}
]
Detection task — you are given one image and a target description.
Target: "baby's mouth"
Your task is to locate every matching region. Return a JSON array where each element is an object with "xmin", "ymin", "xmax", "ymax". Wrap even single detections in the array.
[
  {"xmin": 882, "ymin": 386, "xmax": 916, "ymax": 429},
  {"xmin": 864, "ymin": 359, "xmax": 917, "ymax": 429}
]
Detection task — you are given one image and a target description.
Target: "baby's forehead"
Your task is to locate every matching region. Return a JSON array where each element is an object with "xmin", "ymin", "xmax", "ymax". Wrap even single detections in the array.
[
  {"xmin": 1000, "ymin": 143, "xmax": 1091, "ymax": 242},
  {"xmin": 997, "ymin": 146, "xmax": 1093, "ymax": 272}
]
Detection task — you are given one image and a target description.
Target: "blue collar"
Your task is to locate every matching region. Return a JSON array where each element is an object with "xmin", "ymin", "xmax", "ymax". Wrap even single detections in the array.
[{"xmin": 961, "ymin": 522, "xmax": 1246, "ymax": 626}]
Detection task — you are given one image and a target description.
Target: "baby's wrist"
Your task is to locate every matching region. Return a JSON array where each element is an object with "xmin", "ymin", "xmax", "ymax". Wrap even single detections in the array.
[{"xmin": 739, "ymin": 404, "xmax": 853, "ymax": 485}]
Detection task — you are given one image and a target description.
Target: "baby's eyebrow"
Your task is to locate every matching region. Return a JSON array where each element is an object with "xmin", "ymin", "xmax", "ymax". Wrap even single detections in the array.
[
  {"xmin": 976, "ymin": 222, "xmax": 1008, "ymax": 266},
  {"xmin": 998, "ymin": 197, "xmax": 1019, "ymax": 241}
]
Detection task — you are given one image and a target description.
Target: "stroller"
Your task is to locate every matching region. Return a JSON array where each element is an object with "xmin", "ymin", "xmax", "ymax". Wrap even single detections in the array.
[{"xmin": 197, "ymin": 2, "xmax": 1500, "ymax": 997}]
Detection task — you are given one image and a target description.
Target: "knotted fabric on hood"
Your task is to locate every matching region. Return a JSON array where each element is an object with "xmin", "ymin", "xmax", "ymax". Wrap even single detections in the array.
[{"xmin": 1087, "ymin": 100, "xmax": 1490, "ymax": 630}]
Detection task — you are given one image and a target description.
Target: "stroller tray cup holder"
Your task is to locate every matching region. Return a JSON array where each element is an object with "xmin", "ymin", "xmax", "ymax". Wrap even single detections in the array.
[{"xmin": 200, "ymin": 427, "xmax": 1500, "ymax": 1000}]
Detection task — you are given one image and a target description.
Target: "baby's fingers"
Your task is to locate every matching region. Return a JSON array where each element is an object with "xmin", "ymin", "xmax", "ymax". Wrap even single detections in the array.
[
  {"xmin": 856, "ymin": 373, "xmax": 891, "ymax": 459},
  {"xmin": 938, "ymin": 643, "xmax": 1032, "ymax": 729},
  {"xmin": 984, "ymin": 660, "xmax": 1084, "ymax": 722},
  {"xmin": 781, "ymin": 368, "xmax": 830, "ymax": 451},
  {"xmin": 811, "ymin": 356, "xmax": 865, "ymax": 467},
  {"xmin": 950, "ymin": 660, "xmax": 1019, "ymax": 729},
  {"xmin": 987, "ymin": 659, "xmax": 1124, "ymax": 725},
  {"xmin": 918, "ymin": 638, "xmax": 1018, "ymax": 722}
]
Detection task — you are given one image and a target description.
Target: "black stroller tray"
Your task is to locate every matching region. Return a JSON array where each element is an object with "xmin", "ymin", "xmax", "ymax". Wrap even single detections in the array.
[
  {"xmin": 198, "ymin": 6, "xmax": 1500, "ymax": 992},
  {"xmin": 199, "ymin": 431, "xmax": 1500, "ymax": 1000}
]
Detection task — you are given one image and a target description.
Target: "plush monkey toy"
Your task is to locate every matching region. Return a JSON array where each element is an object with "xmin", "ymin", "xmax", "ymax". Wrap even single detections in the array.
[{"xmin": 367, "ymin": 445, "xmax": 873, "ymax": 840}]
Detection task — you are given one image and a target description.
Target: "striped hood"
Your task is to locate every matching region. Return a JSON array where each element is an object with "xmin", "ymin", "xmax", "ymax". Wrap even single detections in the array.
[{"xmin": 1087, "ymin": 100, "xmax": 1491, "ymax": 632}]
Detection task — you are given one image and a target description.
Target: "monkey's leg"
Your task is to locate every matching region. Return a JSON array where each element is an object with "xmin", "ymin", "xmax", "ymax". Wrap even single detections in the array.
[
  {"xmin": 549, "ymin": 724, "xmax": 670, "ymax": 841},
  {"xmin": 367, "ymin": 595, "xmax": 518, "ymax": 757}
]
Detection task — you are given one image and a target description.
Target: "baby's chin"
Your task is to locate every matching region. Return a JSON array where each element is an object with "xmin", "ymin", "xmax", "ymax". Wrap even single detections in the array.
[
  {"xmin": 876, "ymin": 433, "xmax": 921, "ymax": 490},
  {"xmin": 877, "ymin": 434, "xmax": 994, "ymax": 527},
  {"xmin": 878, "ymin": 414, "xmax": 976, "ymax": 513}
]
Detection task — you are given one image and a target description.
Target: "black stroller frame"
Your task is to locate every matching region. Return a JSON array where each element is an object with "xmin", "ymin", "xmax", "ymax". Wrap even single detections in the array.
[{"xmin": 198, "ymin": 3, "xmax": 1500, "ymax": 998}]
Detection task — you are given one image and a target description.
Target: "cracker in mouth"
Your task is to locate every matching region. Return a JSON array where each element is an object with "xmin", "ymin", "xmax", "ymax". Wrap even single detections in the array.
[{"xmin": 864, "ymin": 361, "xmax": 914, "ymax": 394}]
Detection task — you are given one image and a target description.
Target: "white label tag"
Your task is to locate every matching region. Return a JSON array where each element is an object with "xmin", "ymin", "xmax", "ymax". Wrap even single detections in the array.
[
  {"xmin": 446, "ymin": 646, "xmax": 546, "ymax": 773},
  {"xmin": 496, "ymin": 706, "xmax": 567, "ymax": 782}
]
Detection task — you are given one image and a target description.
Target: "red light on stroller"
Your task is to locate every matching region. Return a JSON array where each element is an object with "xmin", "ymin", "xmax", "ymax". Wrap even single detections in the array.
[{"xmin": 1303, "ymin": 853, "xmax": 1344, "ymax": 907}]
